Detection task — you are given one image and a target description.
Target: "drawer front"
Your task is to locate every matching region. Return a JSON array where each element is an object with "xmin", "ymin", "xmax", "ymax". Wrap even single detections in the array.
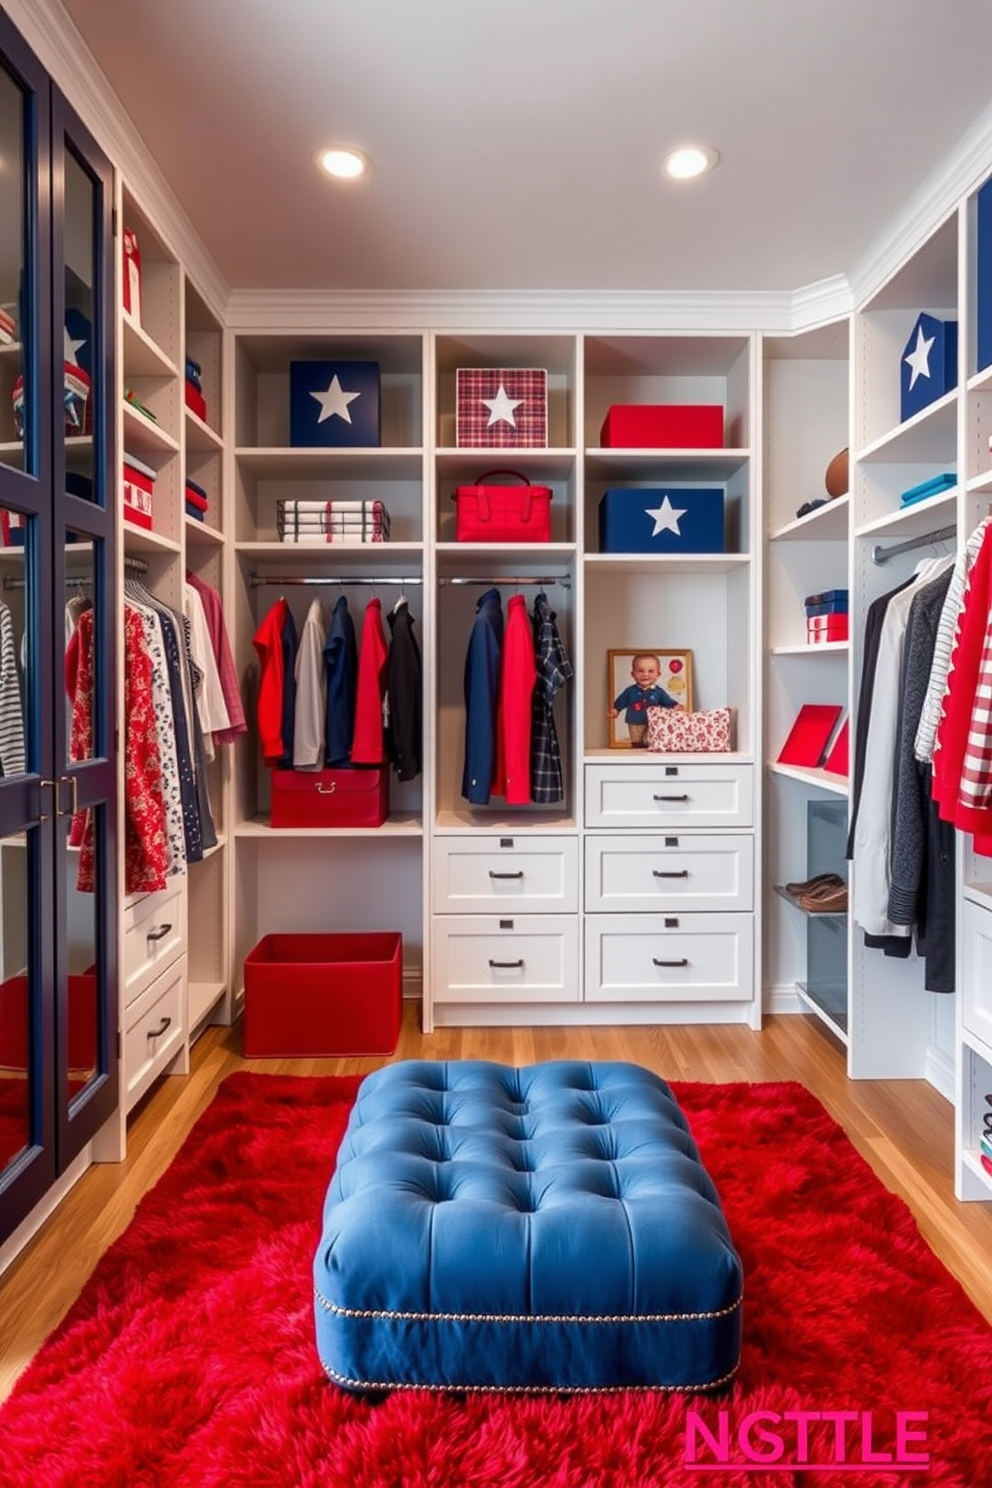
[
  {"xmin": 584, "ymin": 913, "xmax": 753, "ymax": 1003},
  {"xmin": 433, "ymin": 835, "xmax": 579, "ymax": 914},
  {"xmin": 123, "ymin": 956, "xmax": 186, "ymax": 1112},
  {"xmin": 122, "ymin": 880, "xmax": 186, "ymax": 1006},
  {"xmin": 584, "ymin": 764, "xmax": 753, "ymax": 829},
  {"xmin": 433, "ymin": 916, "xmax": 579, "ymax": 1004},
  {"xmin": 963, "ymin": 899, "xmax": 992, "ymax": 1047},
  {"xmin": 584, "ymin": 833, "xmax": 753, "ymax": 913}
]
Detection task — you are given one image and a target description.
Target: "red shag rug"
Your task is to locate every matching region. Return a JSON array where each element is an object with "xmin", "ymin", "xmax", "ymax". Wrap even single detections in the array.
[{"xmin": 1, "ymin": 1073, "xmax": 991, "ymax": 1487}]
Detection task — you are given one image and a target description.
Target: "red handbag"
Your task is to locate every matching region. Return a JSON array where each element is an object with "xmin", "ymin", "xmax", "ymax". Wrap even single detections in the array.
[
  {"xmin": 269, "ymin": 769, "xmax": 389, "ymax": 827},
  {"xmin": 452, "ymin": 469, "xmax": 552, "ymax": 542}
]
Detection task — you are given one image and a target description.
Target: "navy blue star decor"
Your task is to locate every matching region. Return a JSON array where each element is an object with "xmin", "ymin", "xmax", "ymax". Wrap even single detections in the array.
[
  {"xmin": 289, "ymin": 360, "xmax": 381, "ymax": 447},
  {"xmin": 900, "ymin": 312, "xmax": 957, "ymax": 424}
]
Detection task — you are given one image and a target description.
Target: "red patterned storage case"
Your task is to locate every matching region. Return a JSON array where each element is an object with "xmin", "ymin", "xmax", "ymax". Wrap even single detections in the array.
[
  {"xmin": 243, "ymin": 932, "xmax": 402, "ymax": 1057},
  {"xmin": 456, "ymin": 368, "xmax": 548, "ymax": 448}
]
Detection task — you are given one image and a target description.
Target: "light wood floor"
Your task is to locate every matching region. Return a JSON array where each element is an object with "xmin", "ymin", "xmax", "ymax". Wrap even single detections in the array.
[{"xmin": 2, "ymin": 1005, "xmax": 992, "ymax": 1406}]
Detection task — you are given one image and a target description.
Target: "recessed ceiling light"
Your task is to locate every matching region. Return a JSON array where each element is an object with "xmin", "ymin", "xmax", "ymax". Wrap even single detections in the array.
[
  {"xmin": 315, "ymin": 146, "xmax": 370, "ymax": 181},
  {"xmin": 662, "ymin": 145, "xmax": 719, "ymax": 181}
]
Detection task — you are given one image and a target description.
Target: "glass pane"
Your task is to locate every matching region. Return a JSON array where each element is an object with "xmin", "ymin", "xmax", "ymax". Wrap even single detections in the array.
[
  {"xmin": 0, "ymin": 829, "xmax": 31, "ymax": 1172},
  {"xmin": 0, "ymin": 63, "xmax": 28, "ymax": 475},
  {"xmin": 62, "ymin": 149, "xmax": 95, "ymax": 499},
  {"xmin": 65, "ymin": 540, "xmax": 96, "ymax": 766},
  {"xmin": 64, "ymin": 807, "xmax": 101, "ymax": 1098},
  {"xmin": 0, "ymin": 505, "xmax": 28, "ymax": 777}
]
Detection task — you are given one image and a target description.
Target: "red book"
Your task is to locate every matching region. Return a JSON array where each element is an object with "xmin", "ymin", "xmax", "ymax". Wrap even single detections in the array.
[
  {"xmin": 823, "ymin": 719, "xmax": 849, "ymax": 777},
  {"xmin": 981, "ymin": 1153, "xmax": 992, "ymax": 1179},
  {"xmin": 777, "ymin": 704, "xmax": 844, "ymax": 769}
]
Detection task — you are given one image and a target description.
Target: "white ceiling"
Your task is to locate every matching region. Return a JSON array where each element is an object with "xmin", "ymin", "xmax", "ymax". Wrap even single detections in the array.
[{"xmin": 59, "ymin": 0, "xmax": 992, "ymax": 296}]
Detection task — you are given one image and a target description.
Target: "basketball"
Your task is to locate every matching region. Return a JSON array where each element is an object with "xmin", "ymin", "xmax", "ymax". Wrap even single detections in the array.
[{"xmin": 825, "ymin": 447, "xmax": 849, "ymax": 498}]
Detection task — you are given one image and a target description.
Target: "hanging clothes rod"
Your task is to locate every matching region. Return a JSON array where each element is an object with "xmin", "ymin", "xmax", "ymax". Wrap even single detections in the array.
[
  {"xmin": 871, "ymin": 522, "xmax": 957, "ymax": 566},
  {"xmin": 123, "ymin": 555, "xmax": 149, "ymax": 575},
  {"xmin": 440, "ymin": 574, "xmax": 571, "ymax": 589},
  {"xmin": 248, "ymin": 572, "xmax": 422, "ymax": 588},
  {"xmin": 3, "ymin": 573, "xmax": 94, "ymax": 591}
]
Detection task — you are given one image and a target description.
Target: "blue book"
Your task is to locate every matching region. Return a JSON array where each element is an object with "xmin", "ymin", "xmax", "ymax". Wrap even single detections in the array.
[{"xmin": 899, "ymin": 472, "xmax": 956, "ymax": 507}]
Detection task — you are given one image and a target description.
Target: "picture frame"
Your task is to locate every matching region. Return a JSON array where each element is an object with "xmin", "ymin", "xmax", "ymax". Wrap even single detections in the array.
[{"xmin": 607, "ymin": 648, "xmax": 693, "ymax": 748}]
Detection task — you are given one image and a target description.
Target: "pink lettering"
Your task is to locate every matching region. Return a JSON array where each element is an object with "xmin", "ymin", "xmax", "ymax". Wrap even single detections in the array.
[
  {"xmin": 782, "ymin": 1410, "xmax": 821, "ymax": 1463},
  {"xmin": 683, "ymin": 1408, "xmax": 729, "ymax": 1465},
  {"xmin": 860, "ymin": 1410, "xmax": 894, "ymax": 1464},
  {"xmin": 820, "ymin": 1409, "xmax": 859, "ymax": 1461},
  {"xmin": 896, "ymin": 1411, "xmax": 930, "ymax": 1466},
  {"xmin": 739, "ymin": 1411, "xmax": 785, "ymax": 1463}
]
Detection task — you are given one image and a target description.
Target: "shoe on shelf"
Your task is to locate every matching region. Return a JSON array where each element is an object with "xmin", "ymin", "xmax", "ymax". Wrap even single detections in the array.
[
  {"xmin": 797, "ymin": 883, "xmax": 848, "ymax": 914},
  {"xmin": 784, "ymin": 871, "xmax": 845, "ymax": 897}
]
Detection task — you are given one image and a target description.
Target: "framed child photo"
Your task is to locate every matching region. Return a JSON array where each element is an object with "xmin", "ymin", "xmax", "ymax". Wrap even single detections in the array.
[{"xmin": 607, "ymin": 648, "xmax": 693, "ymax": 748}]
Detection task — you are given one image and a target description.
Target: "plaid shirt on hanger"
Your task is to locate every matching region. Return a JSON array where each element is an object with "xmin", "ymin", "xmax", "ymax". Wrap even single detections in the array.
[{"xmin": 530, "ymin": 590, "xmax": 572, "ymax": 804}]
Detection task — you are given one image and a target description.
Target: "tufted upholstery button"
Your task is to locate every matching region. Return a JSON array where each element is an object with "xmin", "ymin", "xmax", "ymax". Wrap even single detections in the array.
[{"xmin": 315, "ymin": 1059, "xmax": 742, "ymax": 1393}]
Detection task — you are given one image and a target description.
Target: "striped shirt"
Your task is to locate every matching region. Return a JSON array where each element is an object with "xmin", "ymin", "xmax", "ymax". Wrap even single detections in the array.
[
  {"xmin": 915, "ymin": 517, "xmax": 992, "ymax": 764},
  {"xmin": 0, "ymin": 602, "xmax": 25, "ymax": 776}
]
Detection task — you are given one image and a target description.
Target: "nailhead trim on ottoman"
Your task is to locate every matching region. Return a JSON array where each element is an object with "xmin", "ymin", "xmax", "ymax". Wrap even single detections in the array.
[{"xmin": 313, "ymin": 1059, "xmax": 743, "ymax": 1392}]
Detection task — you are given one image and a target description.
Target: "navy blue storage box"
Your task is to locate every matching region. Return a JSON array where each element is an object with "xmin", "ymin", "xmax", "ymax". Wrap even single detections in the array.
[
  {"xmin": 289, "ymin": 360, "xmax": 380, "ymax": 448},
  {"xmin": 599, "ymin": 487, "xmax": 725, "ymax": 554},
  {"xmin": 900, "ymin": 313, "xmax": 957, "ymax": 423},
  {"xmin": 978, "ymin": 177, "xmax": 992, "ymax": 375}
]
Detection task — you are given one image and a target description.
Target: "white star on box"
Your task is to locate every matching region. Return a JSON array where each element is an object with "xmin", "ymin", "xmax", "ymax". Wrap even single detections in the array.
[
  {"xmin": 482, "ymin": 383, "xmax": 523, "ymax": 428},
  {"xmin": 904, "ymin": 325, "xmax": 935, "ymax": 391},
  {"xmin": 646, "ymin": 495, "xmax": 687, "ymax": 536},
  {"xmin": 64, "ymin": 324, "xmax": 86, "ymax": 364},
  {"xmin": 311, "ymin": 374, "xmax": 361, "ymax": 424}
]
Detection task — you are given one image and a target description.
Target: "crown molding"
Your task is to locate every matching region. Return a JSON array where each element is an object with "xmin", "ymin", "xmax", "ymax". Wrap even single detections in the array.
[
  {"xmin": 850, "ymin": 97, "xmax": 992, "ymax": 308},
  {"xmin": 4, "ymin": 0, "xmax": 231, "ymax": 320},
  {"xmin": 789, "ymin": 275, "xmax": 854, "ymax": 330},
  {"xmin": 225, "ymin": 286, "xmax": 799, "ymax": 335}
]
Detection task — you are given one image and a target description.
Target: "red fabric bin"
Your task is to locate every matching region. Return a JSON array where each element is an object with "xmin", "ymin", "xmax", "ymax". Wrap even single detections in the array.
[
  {"xmin": 600, "ymin": 404, "xmax": 724, "ymax": 449},
  {"xmin": 243, "ymin": 932, "xmax": 402, "ymax": 1057},
  {"xmin": 452, "ymin": 470, "xmax": 552, "ymax": 542},
  {"xmin": 269, "ymin": 768, "xmax": 389, "ymax": 827}
]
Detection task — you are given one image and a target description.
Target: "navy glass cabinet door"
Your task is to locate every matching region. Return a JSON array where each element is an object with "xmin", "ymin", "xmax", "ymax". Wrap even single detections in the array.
[{"xmin": 0, "ymin": 9, "xmax": 117, "ymax": 1243}]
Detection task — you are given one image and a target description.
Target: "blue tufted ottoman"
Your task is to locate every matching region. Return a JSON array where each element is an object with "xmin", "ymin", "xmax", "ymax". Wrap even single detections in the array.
[{"xmin": 313, "ymin": 1060, "xmax": 743, "ymax": 1393}]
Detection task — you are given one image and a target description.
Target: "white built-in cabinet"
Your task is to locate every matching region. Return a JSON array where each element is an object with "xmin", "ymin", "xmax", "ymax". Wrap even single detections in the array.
[{"xmin": 222, "ymin": 329, "xmax": 761, "ymax": 1031}]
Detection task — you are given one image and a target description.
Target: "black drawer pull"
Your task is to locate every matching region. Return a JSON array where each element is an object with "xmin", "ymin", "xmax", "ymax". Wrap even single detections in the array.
[
  {"xmin": 653, "ymin": 957, "xmax": 689, "ymax": 968},
  {"xmin": 146, "ymin": 1015, "xmax": 172, "ymax": 1039},
  {"xmin": 146, "ymin": 923, "xmax": 172, "ymax": 943},
  {"xmin": 652, "ymin": 869, "xmax": 689, "ymax": 878},
  {"xmin": 489, "ymin": 959, "xmax": 524, "ymax": 969},
  {"xmin": 652, "ymin": 793, "xmax": 689, "ymax": 802},
  {"xmin": 489, "ymin": 870, "xmax": 524, "ymax": 879}
]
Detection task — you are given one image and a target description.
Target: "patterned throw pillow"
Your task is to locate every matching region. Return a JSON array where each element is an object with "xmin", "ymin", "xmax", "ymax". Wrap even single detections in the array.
[{"xmin": 646, "ymin": 706, "xmax": 734, "ymax": 753}]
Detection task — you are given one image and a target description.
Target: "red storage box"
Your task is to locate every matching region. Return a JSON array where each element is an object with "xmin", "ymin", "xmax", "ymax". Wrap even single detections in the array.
[
  {"xmin": 452, "ymin": 469, "xmax": 552, "ymax": 542},
  {"xmin": 122, "ymin": 453, "xmax": 155, "ymax": 530},
  {"xmin": 185, "ymin": 381, "xmax": 207, "ymax": 422},
  {"xmin": 243, "ymin": 932, "xmax": 402, "ymax": 1057},
  {"xmin": 600, "ymin": 404, "xmax": 724, "ymax": 449},
  {"xmin": 269, "ymin": 767, "xmax": 389, "ymax": 827},
  {"xmin": 807, "ymin": 615, "xmax": 849, "ymax": 643}
]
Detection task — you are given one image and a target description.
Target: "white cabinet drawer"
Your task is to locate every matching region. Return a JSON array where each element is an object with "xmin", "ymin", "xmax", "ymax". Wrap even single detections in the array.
[
  {"xmin": 433, "ymin": 835, "xmax": 579, "ymax": 914},
  {"xmin": 123, "ymin": 955, "xmax": 186, "ymax": 1113},
  {"xmin": 584, "ymin": 913, "xmax": 753, "ymax": 1003},
  {"xmin": 122, "ymin": 880, "xmax": 186, "ymax": 1007},
  {"xmin": 962, "ymin": 899, "xmax": 992, "ymax": 1048},
  {"xmin": 584, "ymin": 763, "xmax": 753, "ymax": 829},
  {"xmin": 433, "ymin": 915, "xmax": 579, "ymax": 1004},
  {"xmin": 584, "ymin": 833, "xmax": 753, "ymax": 913}
]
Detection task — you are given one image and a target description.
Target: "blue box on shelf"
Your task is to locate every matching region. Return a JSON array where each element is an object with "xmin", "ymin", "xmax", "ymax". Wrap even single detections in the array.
[
  {"xmin": 900, "ymin": 312, "xmax": 957, "ymax": 423},
  {"xmin": 598, "ymin": 487, "xmax": 725, "ymax": 554},
  {"xmin": 978, "ymin": 176, "xmax": 992, "ymax": 375},
  {"xmin": 289, "ymin": 360, "xmax": 380, "ymax": 448}
]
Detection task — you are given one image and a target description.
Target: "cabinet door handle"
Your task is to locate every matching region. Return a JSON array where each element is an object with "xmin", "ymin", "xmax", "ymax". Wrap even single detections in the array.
[
  {"xmin": 652, "ymin": 869, "xmax": 689, "ymax": 878},
  {"xmin": 653, "ymin": 957, "xmax": 689, "ymax": 968},
  {"xmin": 39, "ymin": 779, "xmax": 58, "ymax": 823},
  {"xmin": 146, "ymin": 1016, "xmax": 172, "ymax": 1039},
  {"xmin": 489, "ymin": 870, "xmax": 524, "ymax": 879},
  {"xmin": 489, "ymin": 959, "xmax": 524, "ymax": 969},
  {"xmin": 146, "ymin": 923, "xmax": 173, "ymax": 943},
  {"xmin": 61, "ymin": 773, "xmax": 79, "ymax": 816},
  {"xmin": 652, "ymin": 793, "xmax": 689, "ymax": 802}
]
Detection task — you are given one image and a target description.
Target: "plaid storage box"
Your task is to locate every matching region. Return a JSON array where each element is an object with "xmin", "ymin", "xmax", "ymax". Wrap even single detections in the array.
[
  {"xmin": 289, "ymin": 360, "xmax": 380, "ymax": 448},
  {"xmin": 123, "ymin": 453, "xmax": 156, "ymax": 530},
  {"xmin": 456, "ymin": 367, "xmax": 548, "ymax": 448},
  {"xmin": 599, "ymin": 487, "xmax": 725, "ymax": 554},
  {"xmin": 600, "ymin": 405, "xmax": 724, "ymax": 449},
  {"xmin": 452, "ymin": 470, "xmax": 552, "ymax": 542}
]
